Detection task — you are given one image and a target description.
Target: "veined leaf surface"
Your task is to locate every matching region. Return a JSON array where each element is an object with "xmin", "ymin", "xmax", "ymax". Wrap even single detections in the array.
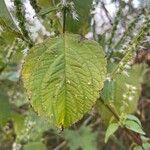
[{"xmin": 22, "ymin": 33, "xmax": 106, "ymax": 127}]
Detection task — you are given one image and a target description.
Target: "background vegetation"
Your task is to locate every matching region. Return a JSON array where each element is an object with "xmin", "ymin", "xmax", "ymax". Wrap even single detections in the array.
[{"xmin": 0, "ymin": 0, "xmax": 150, "ymax": 149}]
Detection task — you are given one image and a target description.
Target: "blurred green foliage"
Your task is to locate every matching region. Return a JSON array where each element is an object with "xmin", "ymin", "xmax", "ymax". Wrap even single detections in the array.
[{"xmin": 0, "ymin": 0, "xmax": 150, "ymax": 150}]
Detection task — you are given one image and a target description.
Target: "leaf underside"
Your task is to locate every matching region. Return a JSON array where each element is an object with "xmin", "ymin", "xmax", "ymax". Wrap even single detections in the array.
[{"xmin": 22, "ymin": 33, "xmax": 107, "ymax": 127}]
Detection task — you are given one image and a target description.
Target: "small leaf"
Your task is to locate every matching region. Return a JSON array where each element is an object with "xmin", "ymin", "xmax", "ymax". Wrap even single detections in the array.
[
  {"xmin": 64, "ymin": 126, "xmax": 97, "ymax": 150},
  {"xmin": 36, "ymin": 0, "xmax": 57, "ymax": 9},
  {"xmin": 133, "ymin": 146, "xmax": 143, "ymax": 150},
  {"xmin": 134, "ymin": 143, "xmax": 150, "ymax": 150},
  {"xmin": 101, "ymin": 80, "xmax": 115, "ymax": 102},
  {"xmin": 23, "ymin": 142, "xmax": 46, "ymax": 150},
  {"xmin": 12, "ymin": 112, "xmax": 25, "ymax": 135},
  {"xmin": 22, "ymin": 33, "xmax": 107, "ymax": 127},
  {"xmin": 127, "ymin": 114, "xmax": 142, "ymax": 127},
  {"xmin": 143, "ymin": 143, "xmax": 150, "ymax": 150},
  {"xmin": 125, "ymin": 120, "xmax": 145, "ymax": 135},
  {"xmin": 105, "ymin": 123, "xmax": 119, "ymax": 143}
]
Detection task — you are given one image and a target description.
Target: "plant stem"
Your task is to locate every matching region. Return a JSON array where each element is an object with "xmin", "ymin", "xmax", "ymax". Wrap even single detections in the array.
[
  {"xmin": 99, "ymin": 98, "xmax": 142, "ymax": 145},
  {"xmin": 124, "ymin": 128, "xmax": 142, "ymax": 145},
  {"xmin": 100, "ymin": 98, "xmax": 119, "ymax": 121},
  {"xmin": 101, "ymin": 1, "xmax": 112, "ymax": 25},
  {"xmin": 63, "ymin": 6, "xmax": 67, "ymax": 33}
]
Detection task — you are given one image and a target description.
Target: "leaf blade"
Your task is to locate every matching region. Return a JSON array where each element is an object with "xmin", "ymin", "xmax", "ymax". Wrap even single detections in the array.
[
  {"xmin": 22, "ymin": 33, "xmax": 107, "ymax": 127},
  {"xmin": 105, "ymin": 123, "xmax": 119, "ymax": 143},
  {"xmin": 125, "ymin": 120, "xmax": 145, "ymax": 135}
]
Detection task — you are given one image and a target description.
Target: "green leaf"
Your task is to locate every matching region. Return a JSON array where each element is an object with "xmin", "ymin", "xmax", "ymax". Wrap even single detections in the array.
[
  {"xmin": 36, "ymin": 0, "xmax": 92, "ymax": 34},
  {"xmin": 36, "ymin": 0, "xmax": 57, "ymax": 9},
  {"xmin": 35, "ymin": 0, "xmax": 61, "ymax": 32},
  {"xmin": 97, "ymin": 64, "xmax": 144, "ymax": 124},
  {"xmin": 125, "ymin": 120, "xmax": 145, "ymax": 135},
  {"xmin": 133, "ymin": 146, "xmax": 143, "ymax": 150},
  {"xmin": 127, "ymin": 114, "xmax": 142, "ymax": 127},
  {"xmin": 22, "ymin": 33, "xmax": 107, "ymax": 127},
  {"xmin": 23, "ymin": 142, "xmax": 46, "ymax": 150},
  {"xmin": 133, "ymin": 136, "xmax": 150, "ymax": 150},
  {"xmin": 0, "ymin": 1, "xmax": 21, "ymax": 43},
  {"xmin": 0, "ymin": 0, "xmax": 17, "ymax": 30},
  {"xmin": 101, "ymin": 80, "xmax": 115, "ymax": 102},
  {"xmin": 64, "ymin": 126, "xmax": 97, "ymax": 150},
  {"xmin": 134, "ymin": 143, "xmax": 150, "ymax": 150},
  {"xmin": 0, "ymin": 92, "xmax": 11, "ymax": 126},
  {"xmin": 143, "ymin": 143, "xmax": 150, "ymax": 150},
  {"xmin": 12, "ymin": 112, "xmax": 25, "ymax": 135},
  {"xmin": 105, "ymin": 123, "xmax": 119, "ymax": 143}
]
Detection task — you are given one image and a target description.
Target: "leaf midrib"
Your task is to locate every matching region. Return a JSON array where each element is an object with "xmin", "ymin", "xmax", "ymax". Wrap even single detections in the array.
[{"xmin": 63, "ymin": 33, "xmax": 67, "ymax": 125}]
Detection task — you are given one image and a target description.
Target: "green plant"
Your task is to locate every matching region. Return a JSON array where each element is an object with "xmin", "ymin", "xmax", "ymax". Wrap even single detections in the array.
[{"xmin": 0, "ymin": 0, "xmax": 150, "ymax": 149}]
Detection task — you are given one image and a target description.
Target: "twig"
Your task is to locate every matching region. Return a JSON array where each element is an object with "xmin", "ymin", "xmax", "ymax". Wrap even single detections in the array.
[
  {"xmin": 98, "ymin": 97, "xmax": 143, "ymax": 145},
  {"xmin": 99, "ymin": 98, "xmax": 120, "ymax": 121},
  {"xmin": 124, "ymin": 128, "xmax": 142, "ymax": 145},
  {"xmin": 90, "ymin": 118, "xmax": 101, "ymax": 128},
  {"xmin": 53, "ymin": 141, "xmax": 67, "ymax": 150},
  {"xmin": 101, "ymin": 1, "xmax": 113, "ymax": 25},
  {"xmin": 83, "ymin": 115, "xmax": 93, "ymax": 126}
]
